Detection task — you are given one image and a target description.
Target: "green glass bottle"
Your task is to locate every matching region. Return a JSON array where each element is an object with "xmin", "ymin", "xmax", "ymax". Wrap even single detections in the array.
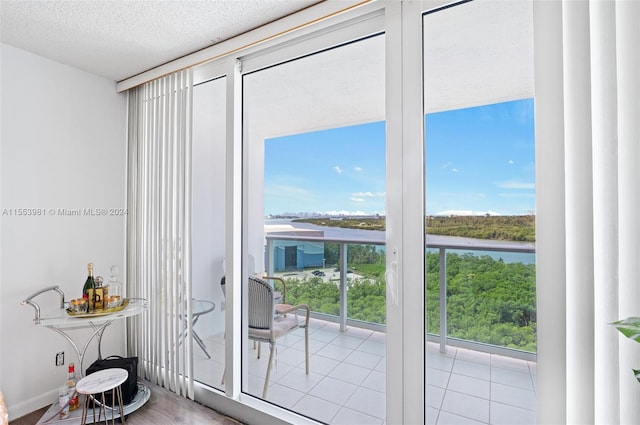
[{"xmin": 82, "ymin": 263, "xmax": 95, "ymax": 301}]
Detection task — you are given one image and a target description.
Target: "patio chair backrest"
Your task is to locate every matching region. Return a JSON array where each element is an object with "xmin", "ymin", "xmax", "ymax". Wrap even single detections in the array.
[{"xmin": 248, "ymin": 276, "xmax": 274, "ymax": 331}]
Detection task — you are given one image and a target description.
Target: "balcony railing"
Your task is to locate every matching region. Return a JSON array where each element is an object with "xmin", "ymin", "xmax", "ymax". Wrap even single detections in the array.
[{"xmin": 265, "ymin": 231, "xmax": 536, "ymax": 361}]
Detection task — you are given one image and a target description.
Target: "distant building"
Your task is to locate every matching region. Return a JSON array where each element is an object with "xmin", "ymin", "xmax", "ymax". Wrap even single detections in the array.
[{"xmin": 264, "ymin": 224, "xmax": 325, "ymax": 271}]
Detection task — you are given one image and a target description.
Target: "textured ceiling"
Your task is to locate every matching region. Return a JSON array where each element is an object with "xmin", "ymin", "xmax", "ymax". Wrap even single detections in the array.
[{"xmin": 0, "ymin": 0, "xmax": 320, "ymax": 82}]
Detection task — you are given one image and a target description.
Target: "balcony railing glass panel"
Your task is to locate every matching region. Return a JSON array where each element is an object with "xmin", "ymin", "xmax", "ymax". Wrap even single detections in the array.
[
  {"xmin": 425, "ymin": 247, "xmax": 536, "ymax": 357},
  {"xmin": 266, "ymin": 233, "xmax": 536, "ymax": 359}
]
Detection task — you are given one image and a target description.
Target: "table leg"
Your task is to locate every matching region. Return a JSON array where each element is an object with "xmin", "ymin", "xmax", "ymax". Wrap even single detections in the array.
[{"xmin": 192, "ymin": 330, "xmax": 211, "ymax": 359}]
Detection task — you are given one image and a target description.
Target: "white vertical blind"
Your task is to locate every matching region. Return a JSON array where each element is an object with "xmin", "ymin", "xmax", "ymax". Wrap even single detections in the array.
[
  {"xmin": 616, "ymin": 2, "xmax": 640, "ymax": 424},
  {"xmin": 590, "ymin": 2, "xmax": 620, "ymax": 422},
  {"xmin": 535, "ymin": 1, "xmax": 640, "ymax": 423},
  {"xmin": 533, "ymin": 1, "xmax": 567, "ymax": 422},
  {"xmin": 562, "ymin": 2, "xmax": 595, "ymax": 422},
  {"xmin": 126, "ymin": 69, "xmax": 194, "ymax": 399}
]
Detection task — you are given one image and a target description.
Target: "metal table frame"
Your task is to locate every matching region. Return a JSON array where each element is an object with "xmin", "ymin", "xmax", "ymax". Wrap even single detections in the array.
[
  {"xmin": 22, "ymin": 286, "xmax": 148, "ymax": 373},
  {"xmin": 22, "ymin": 286, "xmax": 151, "ymax": 424},
  {"xmin": 177, "ymin": 299, "xmax": 215, "ymax": 359}
]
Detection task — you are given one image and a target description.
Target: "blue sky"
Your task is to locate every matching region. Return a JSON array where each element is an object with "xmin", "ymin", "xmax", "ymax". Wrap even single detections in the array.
[{"xmin": 264, "ymin": 98, "xmax": 535, "ymax": 217}]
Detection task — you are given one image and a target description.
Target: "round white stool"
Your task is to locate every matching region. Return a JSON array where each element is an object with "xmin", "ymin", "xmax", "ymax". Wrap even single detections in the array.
[{"xmin": 76, "ymin": 368, "xmax": 128, "ymax": 425}]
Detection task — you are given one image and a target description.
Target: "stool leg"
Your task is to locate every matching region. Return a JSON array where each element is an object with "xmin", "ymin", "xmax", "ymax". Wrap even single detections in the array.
[
  {"xmin": 88, "ymin": 394, "xmax": 100, "ymax": 424},
  {"xmin": 111, "ymin": 385, "xmax": 120, "ymax": 425},
  {"xmin": 109, "ymin": 388, "xmax": 114, "ymax": 425},
  {"xmin": 92, "ymin": 394, "xmax": 98, "ymax": 424},
  {"xmin": 116, "ymin": 386, "xmax": 126, "ymax": 424},
  {"xmin": 100, "ymin": 392, "xmax": 108, "ymax": 425},
  {"xmin": 80, "ymin": 394, "xmax": 89, "ymax": 425}
]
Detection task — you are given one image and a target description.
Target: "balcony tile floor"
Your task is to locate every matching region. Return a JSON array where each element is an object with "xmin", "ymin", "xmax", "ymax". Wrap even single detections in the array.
[{"xmin": 194, "ymin": 318, "xmax": 536, "ymax": 425}]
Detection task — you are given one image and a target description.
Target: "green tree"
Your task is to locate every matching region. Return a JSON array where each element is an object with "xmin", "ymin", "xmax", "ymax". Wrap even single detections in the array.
[{"xmin": 280, "ymin": 249, "xmax": 537, "ymax": 352}]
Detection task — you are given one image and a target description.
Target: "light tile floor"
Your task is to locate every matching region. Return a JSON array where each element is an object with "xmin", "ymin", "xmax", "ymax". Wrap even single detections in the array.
[{"xmin": 194, "ymin": 318, "xmax": 536, "ymax": 425}]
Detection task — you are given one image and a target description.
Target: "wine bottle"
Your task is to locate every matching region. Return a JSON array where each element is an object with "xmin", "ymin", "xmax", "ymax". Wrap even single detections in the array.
[
  {"xmin": 82, "ymin": 263, "xmax": 95, "ymax": 301},
  {"xmin": 66, "ymin": 363, "xmax": 79, "ymax": 411}
]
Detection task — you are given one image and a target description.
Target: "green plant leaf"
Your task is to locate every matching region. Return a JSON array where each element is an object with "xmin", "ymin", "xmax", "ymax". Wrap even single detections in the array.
[{"xmin": 611, "ymin": 317, "xmax": 640, "ymax": 343}]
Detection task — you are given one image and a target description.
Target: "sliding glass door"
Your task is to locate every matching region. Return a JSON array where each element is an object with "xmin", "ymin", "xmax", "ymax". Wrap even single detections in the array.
[
  {"xmin": 187, "ymin": 2, "xmax": 537, "ymax": 423},
  {"xmin": 423, "ymin": 1, "xmax": 536, "ymax": 424},
  {"xmin": 192, "ymin": 75, "xmax": 227, "ymax": 391},
  {"xmin": 241, "ymin": 30, "xmax": 387, "ymax": 424}
]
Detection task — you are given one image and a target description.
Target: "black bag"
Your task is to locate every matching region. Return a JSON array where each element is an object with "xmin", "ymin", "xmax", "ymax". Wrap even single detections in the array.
[{"xmin": 86, "ymin": 355, "xmax": 138, "ymax": 405}]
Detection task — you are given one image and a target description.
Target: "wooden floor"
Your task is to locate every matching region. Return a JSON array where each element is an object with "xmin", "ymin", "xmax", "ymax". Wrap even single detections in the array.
[{"xmin": 10, "ymin": 381, "xmax": 243, "ymax": 425}]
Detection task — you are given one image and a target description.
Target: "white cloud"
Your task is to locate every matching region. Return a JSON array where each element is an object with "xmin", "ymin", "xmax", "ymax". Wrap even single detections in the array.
[
  {"xmin": 354, "ymin": 166, "xmax": 363, "ymax": 172},
  {"xmin": 350, "ymin": 197, "xmax": 365, "ymax": 203},
  {"xmin": 333, "ymin": 165, "xmax": 343, "ymax": 174},
  {"xmin": 508, "ymin": 160, "xmax": 515, "ymax": 164},
  {"xmin": 441, "ymin": 162, "xmax": 462, "ymax": 172},
  {"xmin": 351, "ymin": 191, "xmax": 385, "ymax": 198}
]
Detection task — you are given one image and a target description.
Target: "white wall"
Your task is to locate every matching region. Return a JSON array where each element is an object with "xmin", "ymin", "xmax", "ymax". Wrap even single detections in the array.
[{"xmin": 0, "ymin": 43, "xmax": 127, "ymax": 420}]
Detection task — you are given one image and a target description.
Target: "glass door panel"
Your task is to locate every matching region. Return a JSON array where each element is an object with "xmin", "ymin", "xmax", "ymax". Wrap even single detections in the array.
[
  {"xmin": 192, "ymin": 76, "xmax": 227, "ymax": 391},
  {"xmin": 423, "ymin": 1, "xmax": 536, "ymax": 424},
  {"xmin": 243, "ymin": 34, "xmax": 386, "ymax": 424}
]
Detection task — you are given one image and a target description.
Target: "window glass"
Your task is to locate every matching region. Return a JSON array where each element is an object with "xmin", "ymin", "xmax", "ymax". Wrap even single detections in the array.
[
  {"xmin": 243, "ymin": 35, "xmax": 387, "ymax": 424},
  {"xmin": 423, "ymin": 1, "xmax": 536, "ymax": 423},
  {"xmin": 192, "ymin": 76, "xmax": 227, "ymax": 391}
]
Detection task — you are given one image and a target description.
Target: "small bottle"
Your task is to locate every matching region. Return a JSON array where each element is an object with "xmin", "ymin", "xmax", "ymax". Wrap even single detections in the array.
[
  {"xmin": 67, "ymin": 363, "xmax": 79, "ymax": 411},
  {"xmin": 82, "ymin": 263, "xmax": 95, "ymax": 307},
  {"xmin": 94, "ymin": 276, "xmax": 104, "ymax": 310}
]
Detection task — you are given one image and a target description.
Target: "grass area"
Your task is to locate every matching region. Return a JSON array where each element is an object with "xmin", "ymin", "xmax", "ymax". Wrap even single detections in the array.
[
  {"xmin": 294, "ymin": 215, "xmax": 535, "ymax": 242},
  {"xmin": 294, "ymin": 217, "xmax": 386, "ymax": 231},
  {"xmin": 426, "ymin": 215, "xmax": 535, "ymax": 242}
]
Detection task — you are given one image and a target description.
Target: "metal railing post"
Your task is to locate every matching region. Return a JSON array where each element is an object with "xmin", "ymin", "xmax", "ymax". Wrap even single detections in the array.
[
  {"xmin": 439, "ymin": 247, "xmax": 447, "ymax": 353},
  {"xmin": 266, "ymin": 238, "xmax": 274, "ymax": 277},
  {"xmin": 339, "ymin": 242, "xmax": 348, "ymax": 332}
]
